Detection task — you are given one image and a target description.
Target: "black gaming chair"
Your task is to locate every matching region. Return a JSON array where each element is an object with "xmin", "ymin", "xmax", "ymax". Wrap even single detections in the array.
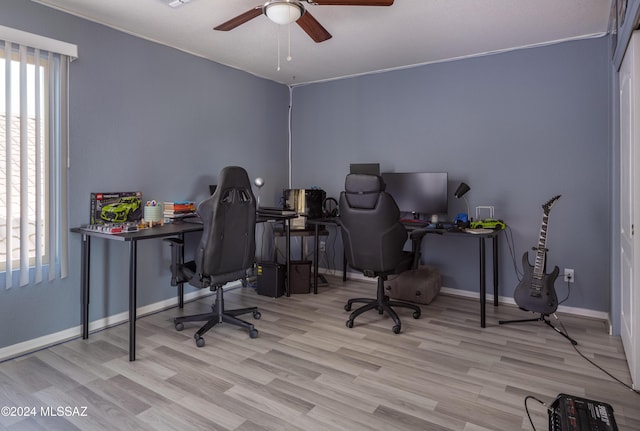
[
  {"xmin": 167, "ymin": 166, "xmax": 260, "ymax": 347},
  {"xmin": 338, "ymin": 173, "xmax": 428, "ymax": 334}
]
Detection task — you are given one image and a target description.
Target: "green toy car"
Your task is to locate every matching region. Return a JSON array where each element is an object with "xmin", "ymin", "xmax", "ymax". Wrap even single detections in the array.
[
  {"xmin": 470, "ymin": 219, "xmax": 506, "ymax": 230},
  {"xmin": 100, "ymin": 196, "xmax": 141, "ymax": 223}
]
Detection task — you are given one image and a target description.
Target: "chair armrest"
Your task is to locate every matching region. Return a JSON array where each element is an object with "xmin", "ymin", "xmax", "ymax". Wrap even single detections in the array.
[
  {"xmin": 163, "ymin": 237, "xmax": 184, "ymax": 246},
  {"xmin": 408, "ymin": 228, "xmax": 435, "ymax": 269},
  {"xmin": 409, "ymin": 228, "xmax": 429, "ymax": 241}
]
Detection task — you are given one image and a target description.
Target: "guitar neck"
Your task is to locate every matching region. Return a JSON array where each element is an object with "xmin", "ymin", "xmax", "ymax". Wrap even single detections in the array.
[{"xmin": 533, "ymin": 213, "xmax": 549, "ymax": 278}]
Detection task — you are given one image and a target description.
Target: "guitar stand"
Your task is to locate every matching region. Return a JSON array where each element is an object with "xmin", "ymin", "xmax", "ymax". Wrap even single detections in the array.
[
  {"xmin": 501, "ymin": 237, "xmax": 577, "ymax": 346},
  {"xmin": 499, "ymin": 313, "xmax": 578, "ymax": 346}
]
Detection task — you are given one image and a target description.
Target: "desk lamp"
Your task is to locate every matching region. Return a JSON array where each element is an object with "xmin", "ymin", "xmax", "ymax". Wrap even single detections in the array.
[
  {"xmin": 454, "ymin": 182, "xmax": 471, "ymax": 227},
  {"xmin": 254, "ymin": 177, "xmax": 265, "ymax": 207}
]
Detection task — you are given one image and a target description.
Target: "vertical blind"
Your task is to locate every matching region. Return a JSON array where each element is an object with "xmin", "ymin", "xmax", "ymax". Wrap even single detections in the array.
[{"xmin": 1, "ymin": 31, "xmax": 73, "ymax": 289}]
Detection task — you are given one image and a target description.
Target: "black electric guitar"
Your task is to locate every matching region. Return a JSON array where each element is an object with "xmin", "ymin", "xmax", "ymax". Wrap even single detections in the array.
[{"xmin": 513, "ymin": 195, "xmax": 561, "ymax": 315}]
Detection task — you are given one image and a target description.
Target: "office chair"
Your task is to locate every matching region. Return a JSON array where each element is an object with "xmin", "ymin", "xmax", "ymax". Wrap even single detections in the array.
[
  {"xmin": 338, "ymin": 173, "xmax": 428, "ymax": 334},
  {"xmin": 166, "ymin": 166, "xmax": 260, "ymax": 347}
]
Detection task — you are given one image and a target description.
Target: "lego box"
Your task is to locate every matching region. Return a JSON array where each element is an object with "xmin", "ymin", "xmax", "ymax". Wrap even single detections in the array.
[{"xmin": 90, "ymin": 191, "xmax": 143, "ymax": 224}]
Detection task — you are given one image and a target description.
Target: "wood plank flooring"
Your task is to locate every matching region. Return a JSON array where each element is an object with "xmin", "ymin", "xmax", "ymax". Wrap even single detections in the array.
[{"xmin": 1, "ymin": 276, "xmax": 638, "ymax": 430}]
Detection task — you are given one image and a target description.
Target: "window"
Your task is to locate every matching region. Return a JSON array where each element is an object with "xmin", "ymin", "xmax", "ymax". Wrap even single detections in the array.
[{"xmin": 0, "ymin": 27, "xmax": 75, "ymax": 288}]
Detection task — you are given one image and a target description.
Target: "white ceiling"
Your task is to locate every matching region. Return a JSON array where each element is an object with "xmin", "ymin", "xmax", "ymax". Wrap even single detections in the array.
[{"xmin": 33, "ymin": 0, "xmax": 612, "ymax": 86}]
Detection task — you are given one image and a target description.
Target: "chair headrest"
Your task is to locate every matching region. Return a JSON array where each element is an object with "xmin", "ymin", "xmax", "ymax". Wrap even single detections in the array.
[
  {"xmin": 345, "ymin": 173, "xmax": 385, "ymax": 194},
  {"xmin": 217, "ymin": 166, "xmax": 251, "ymax": 190},
  {"xmin": 344, "ymin": 174, "xmax": 385, "ymax": 209}
]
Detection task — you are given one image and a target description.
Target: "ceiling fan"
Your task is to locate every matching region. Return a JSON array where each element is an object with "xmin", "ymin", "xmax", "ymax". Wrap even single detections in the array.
[{"xmin": 214, "ymin": 0, "xmax": 395, "ymax": 43}]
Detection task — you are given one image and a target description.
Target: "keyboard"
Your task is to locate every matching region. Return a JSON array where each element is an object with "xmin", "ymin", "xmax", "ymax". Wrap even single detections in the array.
[
  {"xmin": 257, "ymin": 206, "xmax": 297, "ymax": 216},
  {"xmin": 400, "ymin": 219, "xmax": 429, "ymax": 227}
]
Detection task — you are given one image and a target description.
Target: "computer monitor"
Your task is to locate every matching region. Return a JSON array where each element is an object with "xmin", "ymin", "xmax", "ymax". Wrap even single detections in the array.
[
  {"xmin": 381, "ymin": 172, "xmax": 448, "ymax": 220},
  {"xmin": 350, "ymin": 163, "xmax": 380, "ymax": 176}
]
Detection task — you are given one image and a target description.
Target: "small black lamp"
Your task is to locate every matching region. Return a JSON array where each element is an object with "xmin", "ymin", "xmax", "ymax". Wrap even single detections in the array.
[
  {"xmin": 453, "ymin": 182, "xmax": 471, "ymax": 227},
  {"xmin": 454, "ymin": 182, "xmax": 470, "ymax": 199}
]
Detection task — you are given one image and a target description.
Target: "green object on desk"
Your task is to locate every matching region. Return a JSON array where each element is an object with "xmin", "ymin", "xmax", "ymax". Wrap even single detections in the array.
[{"xmin": 470, "ymin": 219, "xmax": 506, "ymax": 230}]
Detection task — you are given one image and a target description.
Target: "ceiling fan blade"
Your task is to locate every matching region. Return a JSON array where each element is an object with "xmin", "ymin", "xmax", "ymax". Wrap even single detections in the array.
[
  {"xmin": 296, "ymin": 11, "xmax": 332, "ymax": 43},
  {"xmin": 214, "ymin": 7, "xmax": 263, "ymax": 31},
  {"xmin": 310, "ymin": 0, "xmax": 394, "ymax": 5}
]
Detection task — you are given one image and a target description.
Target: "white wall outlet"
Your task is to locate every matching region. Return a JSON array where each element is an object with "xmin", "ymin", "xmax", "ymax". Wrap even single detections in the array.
[{"xmin": 564, "ymin": 268, "xmax": 574, "ymax": 283}]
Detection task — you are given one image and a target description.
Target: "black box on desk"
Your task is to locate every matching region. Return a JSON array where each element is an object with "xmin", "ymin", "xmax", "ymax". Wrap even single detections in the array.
[
  {"xmin": 256, "ymin": 262, "xmax": 285, "ymax": 298},
  {"xmin": 283, "ymin": 188, "xmax": 326, "ymax": 230},
  {"xmin": 290, "ymin": 260, "xmax": 311, "ymax": 294}
]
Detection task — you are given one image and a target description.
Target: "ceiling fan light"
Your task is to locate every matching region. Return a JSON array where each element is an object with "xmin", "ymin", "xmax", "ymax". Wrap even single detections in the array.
[{"xmin": 264, "ymin": 1, "xmax": 304, "ymax": 25}]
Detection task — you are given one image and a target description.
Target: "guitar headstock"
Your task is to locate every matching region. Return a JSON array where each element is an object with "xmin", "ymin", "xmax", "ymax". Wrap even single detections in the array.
[{"xmin": 542, "ymin": 195, "xmax": 561, "ymax": 214}]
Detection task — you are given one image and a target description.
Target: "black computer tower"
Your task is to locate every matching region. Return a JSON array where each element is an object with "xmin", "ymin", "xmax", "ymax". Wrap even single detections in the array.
[{"xmin": 256, "ymin": 261, "xmax": 285, "ymax": 298}]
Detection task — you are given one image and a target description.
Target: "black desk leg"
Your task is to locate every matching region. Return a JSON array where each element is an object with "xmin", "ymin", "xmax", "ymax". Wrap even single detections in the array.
[
  {"xmin": 343, "ymin": 252, "xmax": 347, "ymax": 282},
  {"xmin": 479, "ymin": 237, "xmax": 486, "ymax": 328},
  {"xmin": 81, "ymin": 234, "xmax": 90, "ymax": 340},
  {"xmin": 129, "ymin": 241, "xmax": 137, "ymax": 361},
  {"xmin": 313, "ymin": 224, "xmax": 319, "ymax": 294},
  {"xmin": 285, "ymin": 219, "xmax": 291, "ymax": 297},
  {"xmin": 493, "ymin": 235, "xmax": 499, "ymax": 306},
  {"xmin": 178, "ymin": 233, "xmax": 185, "ymax": 308}
]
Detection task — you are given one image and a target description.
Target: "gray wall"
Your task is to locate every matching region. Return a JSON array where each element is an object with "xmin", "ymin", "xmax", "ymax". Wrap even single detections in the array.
[
  {"xmin": 0, "ymin": 0, "xmax": 289, "ymax": 349},
  {"xmin": 290, "ymin": 37, "xmax": 611, "ymax": 313},
  {"xmin": 0, "ymin": 0, "xmax": 619, "ymax": 351}
]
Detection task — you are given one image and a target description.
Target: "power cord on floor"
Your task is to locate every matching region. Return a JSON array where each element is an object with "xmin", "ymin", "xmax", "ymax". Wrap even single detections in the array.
[
  {"xmin": 524, "ymin": 312, "xmax": 639, "ymax": 430},
  {"xmin": 504, "ymin": 226, "xmax": 524, "ymax": 281},
  {"xmin": 557, "ymin": 279, "xmax": 571, "ymax": 306},
  {"xmin": 524, "ymin": 395, "xmax": 547, "ymax": 431},
  {"xmin": 553, "ymin": 314, "xmax": 640, "ymax": 396}
]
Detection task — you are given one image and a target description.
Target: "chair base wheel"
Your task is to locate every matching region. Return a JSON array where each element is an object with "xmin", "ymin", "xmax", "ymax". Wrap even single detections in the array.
[
  {"xmin": 344, "ymin": 304, "xmax": 352, "ymax": 312},
  {"xmin": 346, "ymin": 319, "xmax": 354, "ymax": 328},
  {"xmin": 249, "ymin": 328, "xmax": 259, "ymax": 338},
  {"xmin": 175, "ymin": 322, "xmax": 184, "ymax": 331},
  {"xmin": 253, "ymin": 311, "xmax": 261, "ymax": 319},
  {"xmin": 195, "ymin": 336, "xmax": 205, "ymax": 347},
  {"xmin": 392, "ymin": 325, "xmax": 401, "ymax": 334},
  {"xmin": 413, "ymin": 310, "xmax": 421, "ymax": 319}
]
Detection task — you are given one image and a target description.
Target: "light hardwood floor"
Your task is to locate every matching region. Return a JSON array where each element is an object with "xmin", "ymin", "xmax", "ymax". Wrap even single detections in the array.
[{"xmin": 1, "ymin": 276, "xmax": 638, "ymax": 431}]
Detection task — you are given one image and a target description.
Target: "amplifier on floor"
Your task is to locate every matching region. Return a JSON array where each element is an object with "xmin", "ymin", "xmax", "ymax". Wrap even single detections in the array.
[{"xmin": 549, "ymin": 394, "xmax": 618, "ymax": 431}]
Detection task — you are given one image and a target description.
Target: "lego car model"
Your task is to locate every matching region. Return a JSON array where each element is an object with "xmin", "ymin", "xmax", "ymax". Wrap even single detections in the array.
[
  {"xmin": 469, "ymin": 218, "xmax": 506, "ymax": 230},
  {"xmin": 100, "ymin": 196, "xmax": 141, "ymax": 223}
]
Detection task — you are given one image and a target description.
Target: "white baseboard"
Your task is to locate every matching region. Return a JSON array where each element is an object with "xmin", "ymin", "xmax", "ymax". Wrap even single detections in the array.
[
  {"xmin": 0, "ymin": 284, "xmax": 234, "ymax": 362},
  {"xmin": 439, "ymin": 286, "xmax": 610, "ymax": 321},
  {"xmin": 327, "ymin": 269, "xmax": 611, "ymax": 323}
]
